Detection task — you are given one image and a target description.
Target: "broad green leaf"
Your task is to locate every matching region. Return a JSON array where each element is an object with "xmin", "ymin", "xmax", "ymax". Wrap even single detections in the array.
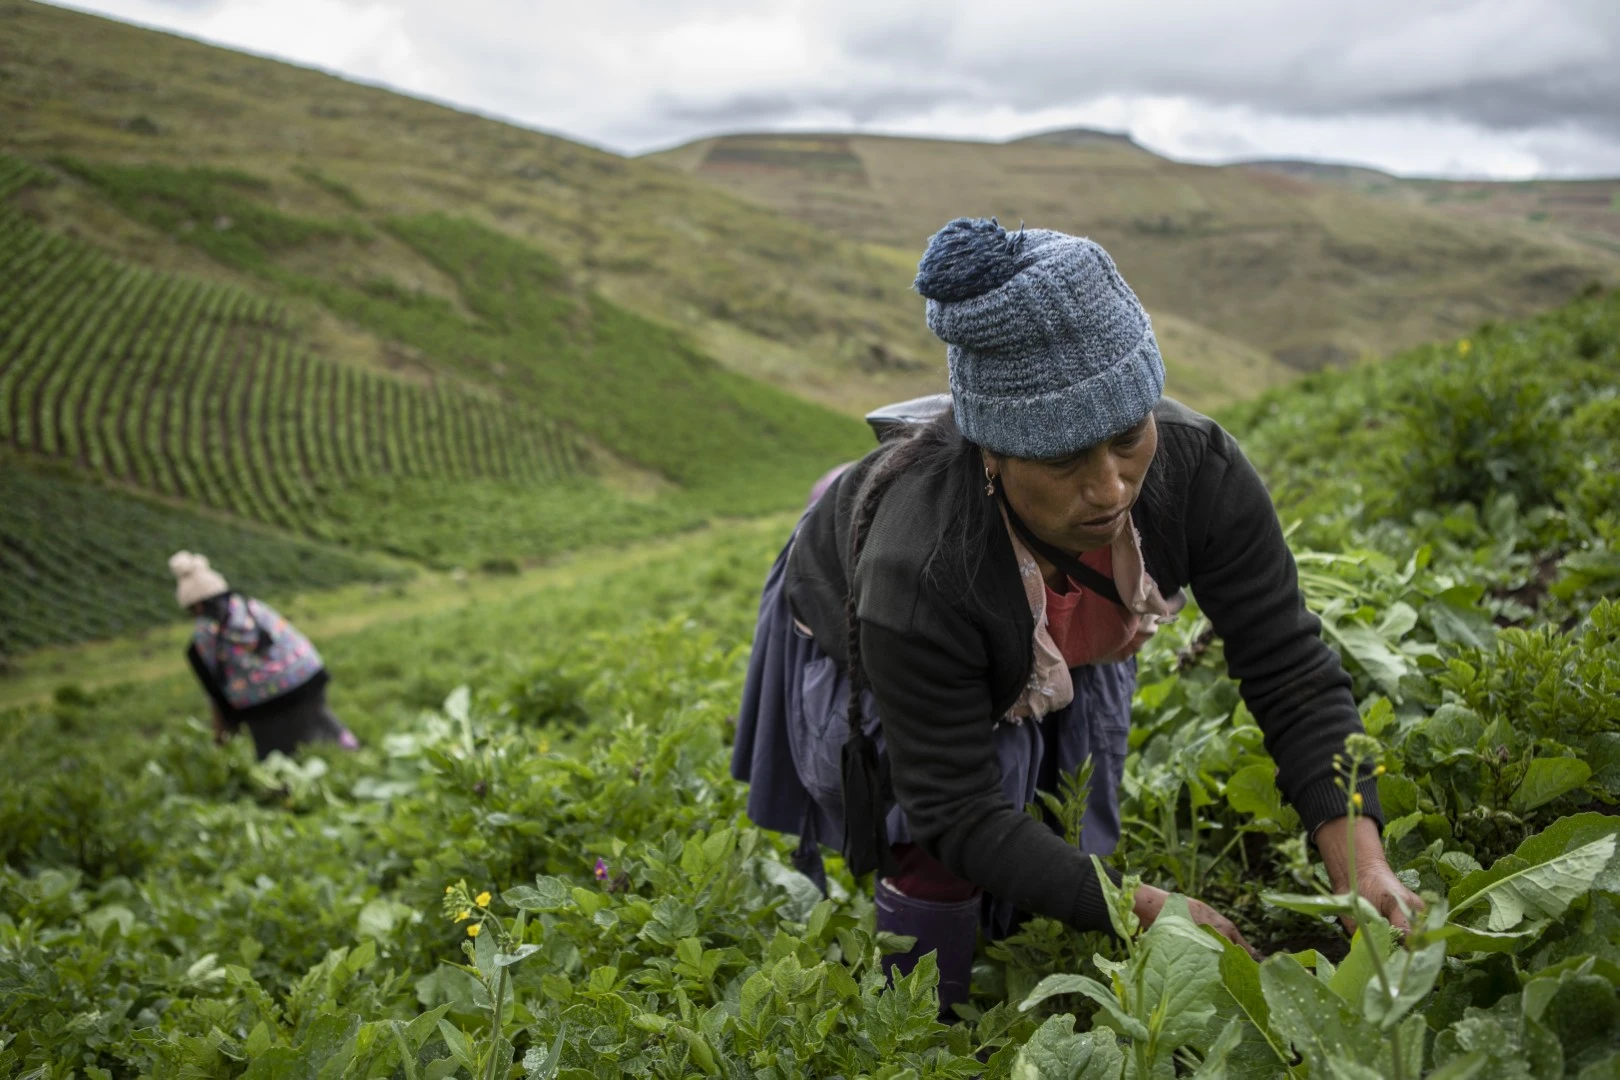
[
  {"xmin": 1134, "ymin": 897, "xmax": 1225, "ymax": 1053},
  {"xmin": 1224, "ymin": 764, "xmax": 1298, "ymax": 828},
  {"xmin": 390, "ymin": 1022, "xmax": 421, "ymax": 1080},
  {"xmin": 84, "ymin": 904, "xmax": 136, "ymax": 939},
  {"xmin": 1215, "ymin": 938, "xmax": 1291, "ymax": 1067},
  {"xmin": 437, "ymin": 1019, "xmax": 477, "ymax": 1072},
  {"xmin": 1323, "ymin": 616, "xmax": 1411, "ymax": 699},
  {"xmin": 522, "ymin": 1026, "xmax": 567, "ymax": 1080},
  {"xmin": 1011, "ymin": 1014, "xmax": 1126, "ymax": 1080},
  {"xmin": 1186, "ymin": 1018, "xmax": 1244, "ymax": 1079},
  {"xmin": 495, "ymin": 944, "xmax": 541, "ymax": 968},
  {"xmin": 402, "ymin": 1004, "xmax": 451, "ymax": 1050},
  {"xmin": 1423, "ymin": 587, "xmax": 1496, "ymax": 649},
  {"xmin": 1451, "ymin": 834, "xmax": 1617, "ymax": 932},
  {"xmin": 1260, "ymin": 953, "xmax": 1380, "ymax": 1075},
  {"xmin": 1361, "ymin": 939, "xmax": 1446, "ymax": 1029},
  {"xmin": 1426, "ymin": 1050, "xmax": 1488, "ymax": 1080},
  {"xmin": 1431, "ymin": 921, "xmax": 1548, "ymax": 955},
  {"xmin": 1377, "ymin": 772, "xmax": 1422, "ymax": 819},
  {"xmin": 1510, "ymin": 757, "xmax": 1593, "ymax": 813},
  {"xmin": 444, "ymin": 685, "xmax": 471, "ymax": 725},
  {"xmin": 1020, "ymin": 972, "xmax": 1147, "ymax": 1041},
  {"xmin": 473, "ymin": 920, "xmax": 497, "ymax": 976},
  {"xmin": 504, "ymin": 877, "xmax": 572, "ymax": 912},
  {"xmin": 358, "ymin": 898, "xmax": 415, "ymax": 941},
  {"xmin": 1327, "ymin": 924, "xmax": 1391, "ymax": 1006}
]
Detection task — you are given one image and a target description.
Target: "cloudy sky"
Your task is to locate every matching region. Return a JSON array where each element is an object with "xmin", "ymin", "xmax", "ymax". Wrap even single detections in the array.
[{"xmin": 53, "ymin": 0, "xmax": 1620, "ymax": 178}]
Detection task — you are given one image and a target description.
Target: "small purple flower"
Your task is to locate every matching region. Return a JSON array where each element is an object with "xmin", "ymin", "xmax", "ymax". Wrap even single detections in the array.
[{"xmin": 594, "ymin": 858, "xmax": 609, "ymax": 881}]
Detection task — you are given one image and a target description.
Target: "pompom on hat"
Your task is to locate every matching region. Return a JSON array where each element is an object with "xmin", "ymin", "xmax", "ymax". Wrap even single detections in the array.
[
  {"xmin": 170, "ymin": 551, "xmax": 229, "ymax": 608},
  {"xmin": 914, "ymin": 217, "xmax": 1165, "ymax": 460}
]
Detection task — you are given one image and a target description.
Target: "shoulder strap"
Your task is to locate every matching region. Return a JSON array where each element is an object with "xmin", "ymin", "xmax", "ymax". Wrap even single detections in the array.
[{"xmin": 999, "ymin": 490, "xmax": 1125, "ymax": 607}]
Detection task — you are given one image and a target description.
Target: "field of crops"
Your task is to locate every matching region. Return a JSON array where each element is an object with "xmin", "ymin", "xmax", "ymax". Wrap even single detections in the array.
[
  {"xmin": 0, "ymin": 151, "xmax": 871, "ymax": 650},
  {"xmin": 1, "ymin": 286, "xmax": 1617, "ymax": 1077},
  {"xmin": 51, "ymin": 156, "xmax": 870, "ymax": 511},
  {"xmin": 0, "ymin": 460, "xmax": 402, "ymax": 655},
  {"xmin": 0, "ymin": 156, "xmax": 583, "ymax": 530}
]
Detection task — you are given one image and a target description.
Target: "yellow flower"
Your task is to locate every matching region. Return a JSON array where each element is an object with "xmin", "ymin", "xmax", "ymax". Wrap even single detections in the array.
[
  {"xmin": 1458, "ymin": 339, "xmax": 1472, "ymax": 356},
  {"xmin": 475, "ymin": 891, "xmax": 492, "ymax": 908},
  {"xmin": 1374, "ymin": 764, "xmax": 1387, "ymax": 776},
  {"xmin": 445, "ymin": 885, "xmax": 454, "ymax": 895},
  {"xmin": 457, "ymin": 908, "xmax": 472, "ymax": 922},
  {"xmin": 1351, "ymin": 792, "xmax": 1365, "ymax": 809},
  {"xmin": 467, "ymin": 923, "xmax": 481, "ymax": 938}
]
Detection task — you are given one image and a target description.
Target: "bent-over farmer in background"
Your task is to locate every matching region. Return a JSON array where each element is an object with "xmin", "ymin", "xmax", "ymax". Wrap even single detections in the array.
[
  {"xmin": 730, "ymin": 217, "xmax": 1422, "ymax": 1016},
  {"xmin": 171, "ymin": 551, "xmax": 359, "ymax": 760}
]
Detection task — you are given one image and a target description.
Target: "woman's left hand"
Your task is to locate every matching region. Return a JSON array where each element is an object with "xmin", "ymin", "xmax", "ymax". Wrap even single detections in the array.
[{"xmin": 1314, "ymin": 814, "xmax": 1424, "ymax": 933}]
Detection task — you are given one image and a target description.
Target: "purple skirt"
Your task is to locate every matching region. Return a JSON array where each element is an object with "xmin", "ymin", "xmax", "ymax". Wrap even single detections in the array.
[{"xmin": 731, "ymin": 528, "xmax": 1135, "ymax": 936}]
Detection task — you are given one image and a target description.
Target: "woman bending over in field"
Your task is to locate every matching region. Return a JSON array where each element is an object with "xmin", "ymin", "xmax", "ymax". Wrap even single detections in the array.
[
  {"xmin": 731, "ymin": 218, "xmax": 1421, "ymax": 1015},
  {"xmin": 171, "ymin": 551, "xmax": 359, "ymax": 760}
]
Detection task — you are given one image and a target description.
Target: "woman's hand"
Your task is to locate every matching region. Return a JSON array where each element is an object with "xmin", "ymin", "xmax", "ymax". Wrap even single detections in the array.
[
  {"xmin": 1133, "ymin": 883, "xmax": 1262, "ymax": 959},
  {"xmin": 211, "ymin": 707, "xmax": 231, "ymax": 746},
  {"xmin": 1315, "ymin": 814, "xmax": 1424, "ymax": 932}
]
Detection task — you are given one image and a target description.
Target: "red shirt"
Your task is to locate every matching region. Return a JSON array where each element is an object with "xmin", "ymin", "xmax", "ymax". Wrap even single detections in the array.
[{"xmin": 1042, "ymin": 546, "xmax": 1140, "ymax": 668}]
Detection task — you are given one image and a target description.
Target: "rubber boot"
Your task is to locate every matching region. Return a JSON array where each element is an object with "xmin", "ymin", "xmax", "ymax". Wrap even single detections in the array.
[{"xmin": 875, "ymin": 878, "xmax": 979, "ymax": 1019}]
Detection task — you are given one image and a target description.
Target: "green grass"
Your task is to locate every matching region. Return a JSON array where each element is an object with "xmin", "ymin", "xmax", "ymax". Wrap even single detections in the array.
[{"xmin": 0, "ymin": 458, "xmax": 402, "ymax": 655}]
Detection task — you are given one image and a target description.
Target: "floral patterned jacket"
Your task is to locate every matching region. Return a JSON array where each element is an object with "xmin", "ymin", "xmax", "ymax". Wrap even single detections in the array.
[{"xmin": 190, "ymin": 595, "xmax": 324, "ymax": 711}]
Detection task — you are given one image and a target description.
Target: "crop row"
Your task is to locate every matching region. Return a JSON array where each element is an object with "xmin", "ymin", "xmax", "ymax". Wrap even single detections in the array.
[
  {"xmin": 0, "ymin": 463, "xmax": 398, "ymax": 655},
  {"xmin": 0, "ymin": 196, "xmax": 585, "ymax": 539}
]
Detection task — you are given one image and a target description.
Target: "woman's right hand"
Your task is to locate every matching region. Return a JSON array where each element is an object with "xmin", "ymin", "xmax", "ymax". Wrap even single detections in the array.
[{"xmin": 1133, "ymin": 884, "xmax": 1261, "ymax": 959}]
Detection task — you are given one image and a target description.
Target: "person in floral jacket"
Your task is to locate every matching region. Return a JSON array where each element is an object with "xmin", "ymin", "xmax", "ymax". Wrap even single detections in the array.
[{"xmin": 171, "ymin": 551, "xmax": 359, "ymax": 760}]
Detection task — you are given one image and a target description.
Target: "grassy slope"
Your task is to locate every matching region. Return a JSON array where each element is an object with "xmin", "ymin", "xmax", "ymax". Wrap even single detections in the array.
[
  {"xmin": 1244, "ymin": 160, "xmax": 1620, "ymax": 258},
  {"xmin": 650, "ymin": 131, "xmax": 1620, "ymax": 377},
  {"xmin": 0, "ymin": 0, "xmax": 946, "ymax": 416}
]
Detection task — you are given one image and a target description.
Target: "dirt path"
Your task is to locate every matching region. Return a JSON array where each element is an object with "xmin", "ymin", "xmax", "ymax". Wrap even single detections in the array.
[{"xmin": 0, "ymin": 514, "xmax": 793, "ymax": 709}]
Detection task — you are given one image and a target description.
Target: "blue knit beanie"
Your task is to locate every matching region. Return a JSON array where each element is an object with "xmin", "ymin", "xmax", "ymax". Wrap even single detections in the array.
[{"xmin": 914, "ymin": 217, "xmax": 1165, "ymax": 459}]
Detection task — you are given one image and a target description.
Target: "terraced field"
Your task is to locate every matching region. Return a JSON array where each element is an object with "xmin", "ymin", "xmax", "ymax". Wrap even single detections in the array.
[
  {"xmin": 0, "ymin": 191, "xmax": 580, "ymax": 537},
  {"xmin": 0, "ymin": 150, "xmax": 868, "ymax": 651},
  {"xmin": 0, "ymin": 463, "xmax": 401, "ymax": 654}
]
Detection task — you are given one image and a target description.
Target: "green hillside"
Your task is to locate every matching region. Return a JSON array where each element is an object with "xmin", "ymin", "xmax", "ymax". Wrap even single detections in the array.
[
  {"xmin": 0, "ymin": 144, "xmax": 867, "ymax": 651},
  {"xmin": 651, "ymin": 131, "xmax": 1620, "ymax": 372},
  {"xmin": 0, "ymin": 0, "xmax": 947, "ymax": 416}
]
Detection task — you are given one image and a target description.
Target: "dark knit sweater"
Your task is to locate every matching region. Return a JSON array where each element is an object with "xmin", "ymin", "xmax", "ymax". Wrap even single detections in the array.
[{"xmin": 785, "ymin": 398, "xmax": 1381, "ymax": 932}]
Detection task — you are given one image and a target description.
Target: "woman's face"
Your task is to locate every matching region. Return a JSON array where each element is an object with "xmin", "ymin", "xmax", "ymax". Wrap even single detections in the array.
[{"xmin": 986, "ymin": 414, "xmax": 1158, "ymax": 554}]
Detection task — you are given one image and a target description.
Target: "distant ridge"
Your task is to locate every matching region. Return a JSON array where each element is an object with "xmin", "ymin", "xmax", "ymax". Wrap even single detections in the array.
[
  {"xmin": 653, "ymin": 128, "xmax": 1618, "ymax": 381},
  {"xmin": 1012, "ymin": 126, "xmax": 1143, "ymax": 151}
]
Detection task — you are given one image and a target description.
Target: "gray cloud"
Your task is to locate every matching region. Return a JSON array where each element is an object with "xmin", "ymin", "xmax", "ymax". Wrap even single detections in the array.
[{"xmin": 51, "ymin": 0, "xmax": 1620, "ymax": 177}]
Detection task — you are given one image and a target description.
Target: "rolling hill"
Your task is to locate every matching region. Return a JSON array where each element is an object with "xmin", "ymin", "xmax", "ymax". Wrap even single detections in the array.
[
  {"xmin": 1243, "ymin": 159, "xmax": 1620, "ymax": 258},
  {"xmin": 650, "ymin": 130, "xmax": 1620, "ymax": 372}
]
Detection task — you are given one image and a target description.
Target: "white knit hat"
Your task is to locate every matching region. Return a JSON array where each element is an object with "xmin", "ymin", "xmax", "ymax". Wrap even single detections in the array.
[{"xmin": 169, "ymin": 551, "xmax": 228, "ymax": 608}]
